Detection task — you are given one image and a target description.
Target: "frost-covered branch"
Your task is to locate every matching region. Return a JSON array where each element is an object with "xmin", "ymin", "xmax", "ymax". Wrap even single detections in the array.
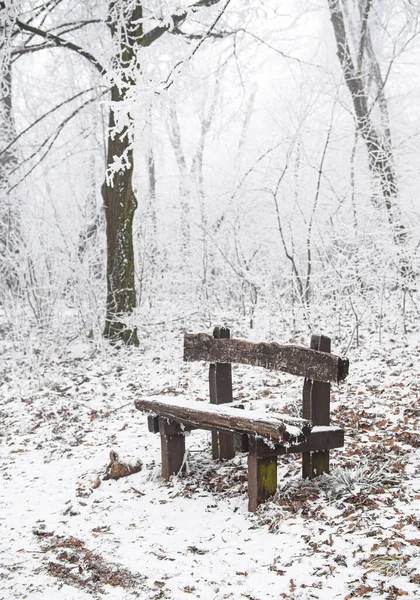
[
  {"xmin": 8, "ymin": 90, "xmax": 107, "ymax": 193},
  {"xmin": 0, "ymin": 86, "xmax": 106, "ymax": 160},
  {"xmin": 139, "ymin": 0, "xmax": 223, "ymax": 47},
  {"xmin": 14, "ymin": 17, "xmax": 106, "ymax": 74}
]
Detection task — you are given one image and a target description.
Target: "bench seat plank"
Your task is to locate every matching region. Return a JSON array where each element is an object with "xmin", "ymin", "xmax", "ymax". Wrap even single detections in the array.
[{"xmin": 135, "ymin": 396, "xmax": 312, "ymax": 443}]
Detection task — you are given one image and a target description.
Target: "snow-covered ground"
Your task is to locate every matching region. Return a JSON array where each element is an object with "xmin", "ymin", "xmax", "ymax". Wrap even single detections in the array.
[{"xmin": 1, "ymin": 323, "xmax": 419, "ymax": 599}]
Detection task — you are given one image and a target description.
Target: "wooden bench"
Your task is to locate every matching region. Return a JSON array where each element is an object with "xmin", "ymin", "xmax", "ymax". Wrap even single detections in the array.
[{"xmin": 135, "ymin": 327, "xmax": 349, "ymax": 511}]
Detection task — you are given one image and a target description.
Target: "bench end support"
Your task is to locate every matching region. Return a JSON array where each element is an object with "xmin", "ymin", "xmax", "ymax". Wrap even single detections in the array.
[
  {"xmin": 159, "ymin": 418, "xmax": 187, "ymax": 480},
  {"xmin": 248, "ymin": 439, "xmax": 278, "ymax": 512}
]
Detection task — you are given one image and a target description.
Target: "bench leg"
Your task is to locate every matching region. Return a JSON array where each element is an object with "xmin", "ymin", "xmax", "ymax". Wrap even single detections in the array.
[
  {"xmin": 312, "ymin": 450, "xmax": 329, "ymax": 477},
  {"xmin": 212, "ymin": 430, "xmax": 235, "ymax": 460},
  {"xmin": 209, "ymin": 327, "xmax": 236, "ymax": 461},
  {"xmin": 159, "ymin": 419, "xmax": 186, "ymax": 480},
  {"xmin": 302, "ymin": 335, "xmax": 331, "ymax": 479},
  {"xmin": 248, "ymin": 439, "xmax": 278, "ymax": 512},
  {"xmin": 302, "ymin": 450, "xmax": 330, "ymax": 479}
]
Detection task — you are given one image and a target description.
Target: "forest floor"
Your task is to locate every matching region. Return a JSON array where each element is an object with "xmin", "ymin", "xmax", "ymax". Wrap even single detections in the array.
[{"xmin": 0, "ymin": 319, "xmax": 419, "ymax": 600}]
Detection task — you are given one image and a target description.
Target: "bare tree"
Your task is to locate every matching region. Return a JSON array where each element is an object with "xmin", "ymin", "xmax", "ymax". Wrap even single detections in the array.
[
  {"xmin": 4, "ymin": 0, "xmax": 226, "ymax": 343},
  {"xmin": 327, "ymin": 0, "xmax": 411, "ymax": 282}
]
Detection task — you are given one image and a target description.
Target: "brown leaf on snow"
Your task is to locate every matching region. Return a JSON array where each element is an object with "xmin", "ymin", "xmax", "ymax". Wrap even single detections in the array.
[
  {"xmin": 406, "ymin": 515, "xmax": 420, "ymax": 529},
  {"xmin": 386, "ymin": 585, "xmax": 408, "ymax": 597},
  {"xmin": 187, "ymin": 546, "xmax": 207, "ymax": 555},
  {"xmin": 269, "ymin": 565, "xmax": 285, "ymax": 575},
  {"xmin": 33, "ymin": 528, "xmax": 54, "ymax": 538},
  {"xmin": 408, "ymin": 538, "xmax": 420, "ymax": 546},
  {"xmin": 345, "ymin": 585, "xmax": 373, "ymax": 598},
  {"xmin": 103, "ymin": 451, "xmax": 142, "ymax": 480}
]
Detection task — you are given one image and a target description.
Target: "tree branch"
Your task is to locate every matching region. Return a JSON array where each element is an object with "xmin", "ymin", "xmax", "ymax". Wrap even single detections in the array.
[
  {"xmin": 50, "ymin": 19, "xmax": 102, "ymax": 33},
  {"xmin": 14, "ymin": 18, "xmax": 106, "ymax": 75},
  {"xmin": 357, "ymin": 0, "xmax": 372, "ymax": 72},
  {"xmin": 8, "ymin": 90, "xmax": 107, "ymax": 193},
  {"xmin": 12, "ymin": 21, "xmax": 102, "ymax": 61},
  {"xmin": 140, "ymin": 0, "xmax": 222, "ymax": 47},
  {"xmin": 169, "ymin": 26, "xmax": 228, "ymax": 39},
  {"xmin": 0, "ymin": 86, "xmax": 107, "ymax": 160}
]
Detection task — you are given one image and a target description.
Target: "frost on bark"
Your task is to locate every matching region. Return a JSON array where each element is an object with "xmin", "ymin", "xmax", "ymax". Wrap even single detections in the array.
[
  {"xmin": 327, "ymin": 0, "xmax": 411, "ymax": 283},
  {"xmin": 102, "ymin": 1, "xmax": 143, "ymax": 346}
]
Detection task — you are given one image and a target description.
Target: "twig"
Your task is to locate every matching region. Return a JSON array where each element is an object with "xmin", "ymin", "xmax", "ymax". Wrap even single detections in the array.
[
  {"xmin": 106, "ymin": 402, "xmax": 133, "ymax": 415},
  {"xmin": 0, "ymin": 87, "xmax": 105, "ymax": 159},
  {"xmin": 8, "ymin": 91, "xmax": 107, "ymax": 193},
  {"xmin": 163, "ymin": 0, "xmax": 232, "ymax": 91}
]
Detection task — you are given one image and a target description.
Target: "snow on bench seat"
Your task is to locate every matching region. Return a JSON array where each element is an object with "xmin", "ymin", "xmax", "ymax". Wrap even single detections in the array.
[{"xmin": 135, "ymin": 395, "xmax": 312, "ymax": 444}]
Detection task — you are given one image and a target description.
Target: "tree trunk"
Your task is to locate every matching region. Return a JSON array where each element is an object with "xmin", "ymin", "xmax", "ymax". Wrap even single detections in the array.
[
  {"xmin": 102, "ymin": 86, "xmax": 139, "ymax": 344},
  {"xmin": 102, "ymin": 1, "xmax": 143, "ymax": 345},
  {"xmin": 102, "ymin": 0, "xmax": 223, "ymax": 342}
]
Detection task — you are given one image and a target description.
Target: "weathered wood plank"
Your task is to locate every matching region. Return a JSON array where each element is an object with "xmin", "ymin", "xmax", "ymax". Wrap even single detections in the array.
[
  {"xmin": 148, "ymin": 415, "xmax": 195, "ymax": 435},
  {"xmin": 310, "ymin": 335, "xmax": 331, "ymax": 478},
  {"xmin": 303, "ymin": 334, "xmax": 332, "ymax": 478},
  {"xmin": 148, "ymin": 414, "xmax": 159, "ymax": 433},
  {"xmin": 158, "ymin": 419, "xmax": 194, "ymax": 435},
  {"xmin": 159, "ymin": 418, "xmax": 186, "ymax": 479},
  {"xmin": 302, "ymin": 373, "xmax": 312, "ymax": 479},
  {"xmin": 232, "ymin": 404, "xmax": 249, "ymax": 453},
  {"xmin": 184, "ymin": 333, "xmax": 349, "ymax": 383},
  {"xmin": 210, "ymin": 326, "xmax": 235, "ymax": 460},
  {"xmin": 253, "ymin": 426, "xmax": 344, "ymax": 455},
  {"xmin": 248, "ymin": 451, "xmax": 278, "ymax": 512},
  {"xmin": 311, "ymin": 450, "xmax": 329, "ymax": 477},
  {"xmin": 135, "ymin": 396, "xmax": 312, "ymax": 443}
]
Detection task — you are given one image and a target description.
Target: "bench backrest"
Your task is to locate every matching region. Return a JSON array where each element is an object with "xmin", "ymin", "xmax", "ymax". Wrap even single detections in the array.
[
  {"xmin": 184, "ymin": 330, "xmax": 348, "ymax": 383},
  {"xmin": 183, "ymin": 327, "xmax": 348, "ymax": 462}
]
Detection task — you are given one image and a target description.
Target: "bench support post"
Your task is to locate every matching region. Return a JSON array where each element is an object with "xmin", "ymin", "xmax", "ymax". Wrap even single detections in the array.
[
  {"xmin": 159, "ymin": 418, "xmax": 186, "ymax": 480},
  {"xmin": 302, "ymin": 334, "xmax": 331, "ymax": 479},
  {"xmin": 248, "ymin": 438, "xmax": 278, "ymax": 512},
  {"xmin": 210, "ymin": 326, "xmax": 235, "ymax": 460}
]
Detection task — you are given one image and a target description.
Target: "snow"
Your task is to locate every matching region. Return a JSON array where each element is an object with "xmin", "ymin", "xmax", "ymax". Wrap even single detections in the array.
[
  {"xmin": 2, "ymin": 0, "xmax": 420, "ymax": 597},
  {"xmin": 136, "ymin": 394, "xmax": 307, "ymax": 440},
  {"xmin": 1, "ymin": 326, "xmax": 419, "ymax": 599},
  {"xmin": 311, "ymin": 426, "xmax": 343, "ymax": 433}
]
